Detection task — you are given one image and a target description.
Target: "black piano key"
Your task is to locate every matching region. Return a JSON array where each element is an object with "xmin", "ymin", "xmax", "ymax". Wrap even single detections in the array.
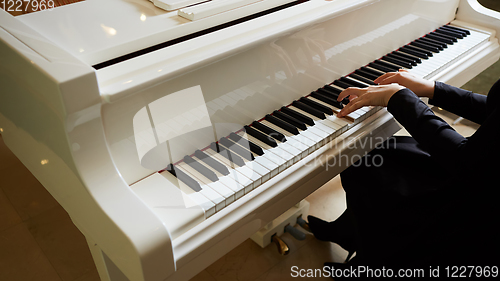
[
  {"xmin": 310, "ymin": 91, "xmax": 344, "ymax": 110},
  {"xmin": 318, "ymin": 87, "xmax": 339, "ymax": 98},
  {"xmin": 273, "ymin": 110, "xmax": 307, "ymax": 131},
  {"xmin": 219, "ymin": 137, "xmax": 254, "ymax": 161},
  {"xmin": 391, "ymin": 51, "xmax": 422, "ymax": 64},
  {"xmin": 425, "ymin": 33, "xmax": 454, "ymax": 45},
  {"xmin": 333, "ymin": 79, "xmax": 353, "ymax": 89},
  {"xmin": 292, "ymin": 101, "xmax": 326, "ymax": 119},
  {"xmin": 410, "ymin": 41, "xmax": 440, "ymax": 53},
  {"xmin": 244, "ymin": 125, "xmax": 279, "ymax": 147},
  {"xmin": 415, "ymin": 37, "xmax": 445, "ymax": 50},
  {"xmin": 381, "ymin": 56, "xmax": 413, "ymax": 69},
  {"xmin": 430, "ymin": 31, "xmax": 458, "ymax": 42},
  {"xmin": 229, "ymin": 132, "xmax": 264, "ymax": 156},
  {"xmin": 249, "ymin": 122, "xmax": 286, "ymax": 143},
  {"xmin": 265, "ymin": 114, "xmax": 299, "ymax": 135},
  {"xmin": 210, "ymin": 142, "xmax": 245, "ymax": 167},
  {"xmin": 194, "ymin": 149, "xmax": 230, "ymax": 176},
  {"xmin": 441, "ymin": 25, "xmax": 469, "ymax": 36},
  {"xmin": 444, "ymin": 25, "xmax": 470, "ymax": 35},
  {"xmin": 386, "ymin": 53, "xmax": 418, "ymax": 66},
  {"xmin": 360, "ymin": 66, "xmax": 385, "ymax": 76},
  {"xmin": 166, "ymin": 164, "xmax": 202, "ymax": 192},
  {"xmin": 340, "ymin": 76, "xmax": 368, "ymax": 88},
  {"xmin": 368, "ymin": 62, "xmax": 393, "ymax": 73},
  {"xmin": 354, "ymin": 69, "xmax": 380, "ymax": 81},
  {"xmin": 435, "ymin": 28, "xmax": 463, "ymax": 39},
  {"xmin": 419, "ymin": 36, "xmax": 448, "ymax": 49},
  {"xmin": 398, "ymin": 47, "xmax": 428, "ymax": 59},
  {"xmin": 280, "ymin": 107, "xmax": 315, "ymax": 126},
  {"xmin": 323, "ymin": 85, "xmax": 343, "ymax": 95},
  {"xmin": 348, "ymin": 73, "xmax": 377, "ymax": 85},
  {"xmin": 318, "ymin": 88, "xmax": 348, "ymax": 104},
  {"xmin": 404, "ymin": 45, "xmax": 433, "ymax": 57},
  {"xmin": 299, "ymin": 97, "xmax": 334, "ymax": 115},
  {"xmin": 372, "ymin": 60, "xmax": 402, "ymax": 71},
  {"xmin": 184, "ymin": 155, "xmax": 219, "ymax": 182}
]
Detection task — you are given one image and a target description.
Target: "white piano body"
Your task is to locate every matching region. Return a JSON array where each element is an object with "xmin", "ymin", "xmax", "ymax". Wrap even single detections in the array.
[{"xmin": 0, "ymin": 0, "xmax": 499, "ymax": 280}]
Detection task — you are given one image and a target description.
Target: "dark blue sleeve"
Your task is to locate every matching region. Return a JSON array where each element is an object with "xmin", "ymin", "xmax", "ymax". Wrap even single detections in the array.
[
  {"xmin": 387, "ymin": 89, "xmax": 467, "ymax": 170},
  {"xmin": 387, "ymin": 84, "xmax": 500, "ymax": 176},
  {"xmin": 429, "ymin": 82, "xmax": 488, "ymax": 125}
]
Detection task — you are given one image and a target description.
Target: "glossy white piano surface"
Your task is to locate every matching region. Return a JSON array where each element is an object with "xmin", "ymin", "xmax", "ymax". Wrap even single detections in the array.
[{"xmin": 1, "ymin": 0, "xmax": 500, "ymax": 281}]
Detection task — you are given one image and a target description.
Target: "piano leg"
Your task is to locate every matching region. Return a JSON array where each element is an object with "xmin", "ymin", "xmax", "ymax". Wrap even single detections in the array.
[{"xmin": 86, "ymin": 237, "xmax": 129, "ymax": 281}]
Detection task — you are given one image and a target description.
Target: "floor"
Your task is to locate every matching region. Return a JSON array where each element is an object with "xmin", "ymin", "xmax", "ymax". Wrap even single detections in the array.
[{"xmin": 1, "ymin": 1, "xmax": 499, "ymax": 280}]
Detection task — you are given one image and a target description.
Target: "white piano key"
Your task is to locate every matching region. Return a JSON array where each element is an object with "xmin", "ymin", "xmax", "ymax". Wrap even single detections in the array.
[
  {"xmin": 278, "ymin": 142, "xmax": 303, "ymax": 163},
  {"xmin": 158, "ymin": 171, "xmax": 216, "ymax": 218},
  {"xmin": 246, "ymin": 160, "xmax": 271, "ymax": 183},
  {"xmin": 179, "ymin": 160, "xmax": 236, "ymax": 205},
  {"xmin": 176, "ymin": 163, "xmax": 227, "ymax": 211},
  {"xmin": 326, "ymin": 113, "xmax": 351, "ymax": 130},
  {"xmin": 205, "ymin": 148, "xmax": 256, "ymax": 193},
  {"xmin": 288, "ymin": 106, "xmax": 342, "ymax": 139},
  {"xmin": 240, "ymin": 132, "xmax": 289, "ymax": 172},
  {"xmin": 283, "ymin": 134, "xmax": 310, "ymax": 155},
  {"xmin": 253, "ymin": 155, "xmax": 279, "ymax": 178},
  {"xmin": 250, "ymin": 129, "xmax": 296, "ymax": 166},
  {"xmin": 259, "ymin": 120, "xmax": 303, "ymax": 161},
  {"xmin": 310, "ymin": 121, "xmax": 337, "ymax": 139},
  {"xmin": 294, "ymin": 129, "xmax": 320, "ymax": 152},
  {"xmin": 306, "ymin": 126, "xmax": 329, "ymax": 143},
  {"xmin": 260, "ymin": 120, "xmax": 321, "ymax": 160},
  {"xmin": 226, "ymin": 136, "xmax": 276, "ymax": 181},
  {"xmin": 192, "ymin": 155, "xmax": 246, "ymax": 200},
  {"xmin": 216, "ymin": 144, "xmax": 263, "ymax": 185}
]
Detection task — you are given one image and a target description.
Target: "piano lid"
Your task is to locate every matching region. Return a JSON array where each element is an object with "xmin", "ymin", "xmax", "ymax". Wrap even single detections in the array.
[{"xmin": 15, "ymin": 0, "xmax": 310, "ymax": 66}]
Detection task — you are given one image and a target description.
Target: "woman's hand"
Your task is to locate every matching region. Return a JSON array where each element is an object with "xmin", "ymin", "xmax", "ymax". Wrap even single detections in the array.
[
  {"xmin": 336, "ymin": 84, "xmax": 405, "ymax": 118},
  {"xmin": 374, "ymin": 69, "xmax": 435, "ymax": 98}
]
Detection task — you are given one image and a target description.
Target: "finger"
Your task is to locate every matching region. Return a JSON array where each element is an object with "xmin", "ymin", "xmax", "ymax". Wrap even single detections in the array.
[
  {"xmin": 349, "ymin": 95, "xmax": 358, "ymax": 102},
  {"xmin": 337, "ymin": 97, "xmax": 366, "ymax": 118},
  {"xmin": 373, "ymin": 72, "xmax": 398, "ymax": 83},
  {"xmin": 374, "ymin": 72, "xmax": 398, "ymax": 84},
  {"xmin": 337, "ymin": 87, "xmax": 363, "ymax": 102},
  {"xmin": 399, "ymin": 69, "xmax": 409, "ymax": 73}
]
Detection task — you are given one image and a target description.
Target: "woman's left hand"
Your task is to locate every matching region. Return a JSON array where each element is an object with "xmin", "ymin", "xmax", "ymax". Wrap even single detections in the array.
[{"xmin": 336, "ymin": 84, "xmax": 405, "ymax": 118}]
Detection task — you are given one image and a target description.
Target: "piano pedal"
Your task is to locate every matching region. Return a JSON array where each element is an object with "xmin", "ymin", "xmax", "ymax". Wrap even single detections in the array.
[
  {"xmin": 285, "ymin": 224, "xmax": 306, "ymax": 241},
  {"xmin": 250, "ymin": 200, "xmax": 310, "ymax": 253},
  {"xmin": 296, "ymin": 216, "xmax": 311, "ymax": 232},
  {"xmin": 271, "ymin": 234, "xmax": 290, "ymax": 255}
]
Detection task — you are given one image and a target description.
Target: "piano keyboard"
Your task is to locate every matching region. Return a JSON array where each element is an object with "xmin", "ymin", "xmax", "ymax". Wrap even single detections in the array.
[{"xmin": 131, "ymin": 23, "xmax": 491, "ymax": 236}]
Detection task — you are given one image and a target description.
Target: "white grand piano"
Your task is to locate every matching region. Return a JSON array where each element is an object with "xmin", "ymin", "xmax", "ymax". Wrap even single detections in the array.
[{"xmin": 1, "ymin": 0, "xmax": 499, "ymax": 280}]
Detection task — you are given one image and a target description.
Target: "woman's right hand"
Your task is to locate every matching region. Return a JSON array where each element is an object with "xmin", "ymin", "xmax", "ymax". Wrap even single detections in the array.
[{"xmin": 374, "ymin": 69, "xmax": 435, "ymax": 99}]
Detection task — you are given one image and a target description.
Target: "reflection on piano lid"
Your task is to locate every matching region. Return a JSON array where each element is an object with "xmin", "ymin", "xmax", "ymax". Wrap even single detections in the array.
[{"xmin": 15, "ymin": 0, "xmax": 308, "ymax": 67}]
